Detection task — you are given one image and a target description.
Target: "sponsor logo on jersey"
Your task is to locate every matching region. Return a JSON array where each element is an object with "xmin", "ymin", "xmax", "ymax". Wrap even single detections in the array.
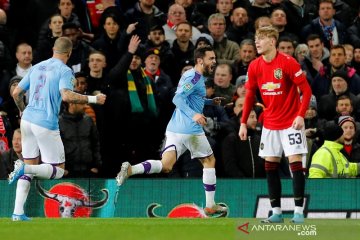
[
  {"xmin": 274, "ymin": 68, "xmax": 283, "ymax": 79},
  {"xmin": 261, "ymin": 82, "xmax": 281, "ymax": 91}
]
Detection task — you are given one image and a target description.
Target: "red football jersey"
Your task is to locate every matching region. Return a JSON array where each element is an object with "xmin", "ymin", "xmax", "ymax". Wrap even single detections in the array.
[{"xmin": 245, "ymin": 52, "xmax": 308, "ymax": 130}]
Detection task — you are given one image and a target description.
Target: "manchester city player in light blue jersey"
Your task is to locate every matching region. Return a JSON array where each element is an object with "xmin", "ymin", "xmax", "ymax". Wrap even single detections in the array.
[
  {"xmin": 8, "ymin": 37, "xmax": 106, "ymax": 221},
  {"xmin": 116, "ymin": 46, "xmax": 227, "ymax": 216}
]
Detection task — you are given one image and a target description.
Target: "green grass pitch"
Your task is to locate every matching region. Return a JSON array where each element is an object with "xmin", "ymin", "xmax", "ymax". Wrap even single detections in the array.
[{"xmin": 0, "ymin": 218, "xmax": 359, "ymax": 240}]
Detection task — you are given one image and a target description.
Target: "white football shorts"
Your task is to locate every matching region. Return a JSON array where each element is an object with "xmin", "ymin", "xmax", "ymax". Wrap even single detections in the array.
[
  {"xmin": 21, "ymin": 120, "xmax": 65, "ymax": 164},
  {"xmin": 259, "ymin": 126, "xmax": 308, "ymax": 158},
  {"xmin": 162, "ymin": 131, "xmax": 213, "ymax": 160}
]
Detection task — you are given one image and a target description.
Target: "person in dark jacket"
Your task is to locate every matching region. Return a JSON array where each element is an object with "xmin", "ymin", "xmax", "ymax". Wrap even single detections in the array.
[
  {"xmin": 301, "ymin": 0, "xmax": 348, "ymax": 50},
  {"xmin": 311, "ymin": 45, "xmax": 360, "ymax": 99},
  {"xmin": 0, "ymin": 128, "xmax": 22, "ymax": 179},
  {"xmin": 59, "ymin": 100, "xmax": 102, "ymax": 178},
  {"xmin": 124, "ymin": 0, "xmax": 166, "ymax": 43},
  {"xmin": 103, "ymin": 35, "xmax": 161, "ymax": 177},
  {"xmin": 222, "ymin": 109, "xmax": 265, "ymax": 178},
  {"xmin": 338, "ymin": 115, "xmax": 360, "ymax": 163}
]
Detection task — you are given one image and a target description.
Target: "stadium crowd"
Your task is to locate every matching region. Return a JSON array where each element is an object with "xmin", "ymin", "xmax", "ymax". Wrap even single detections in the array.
[{"xmin": 1, "ymin": 0, "xmax": 360, "ymax": 179}]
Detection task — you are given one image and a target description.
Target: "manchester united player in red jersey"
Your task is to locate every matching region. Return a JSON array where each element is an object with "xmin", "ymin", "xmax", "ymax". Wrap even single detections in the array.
[{"xmin": 239, "ymin": 26, "xmax": 312, "ymax": 224}]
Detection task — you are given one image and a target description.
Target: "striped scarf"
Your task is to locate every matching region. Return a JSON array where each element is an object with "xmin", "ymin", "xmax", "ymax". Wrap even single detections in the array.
[{"xmin": 127, "ymin": 69, "xmax": 157, "ymax": 116}]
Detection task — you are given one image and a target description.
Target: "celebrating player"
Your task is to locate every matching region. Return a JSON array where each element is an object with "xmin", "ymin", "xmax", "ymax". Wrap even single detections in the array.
[
  {"xmin": 9, "ymin": 37, "xmax": 106, "ymax": 221},
  {"xmin": 116, "ymin": 46, "xmax": 227, "ymax": 216},
  {"xmin": 239, "ymin": 26, "xmax": 312, "ymax": 223}
]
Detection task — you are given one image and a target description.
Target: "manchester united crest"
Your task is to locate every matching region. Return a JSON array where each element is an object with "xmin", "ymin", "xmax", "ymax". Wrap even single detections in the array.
[{"xmin": 274, "ymin": 68, "xmax": 283, "ymax": 80}]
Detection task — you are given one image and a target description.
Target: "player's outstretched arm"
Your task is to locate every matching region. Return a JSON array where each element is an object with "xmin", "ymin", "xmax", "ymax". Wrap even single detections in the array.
[{"xmin": 61, "ymin": 89, "xmax": 106, "ymax": 105}]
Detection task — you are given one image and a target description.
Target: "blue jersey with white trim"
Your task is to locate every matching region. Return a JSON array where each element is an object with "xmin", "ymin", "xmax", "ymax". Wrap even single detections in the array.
[
  {"xmin": 166, "ymin": 68, "xmax": 207, "ymax": 134},
  {"xmin": 19, "ymin": 58, "xmax": 75, "ymax": 130}
]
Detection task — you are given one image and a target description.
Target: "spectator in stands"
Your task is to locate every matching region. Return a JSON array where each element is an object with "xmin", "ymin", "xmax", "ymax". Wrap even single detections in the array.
[
  {"xmin": 318, "ymin": 70, "xmax": 359, "ymax": 121},
  {"xmin": 143, "ymin": 47, "xmax": 175, "ymax": 140},
  {"xmin": 312, "ymin": 45, "xmax": 360, "ymax": 99},
  {"xmin": 309, "ymin": 123, "xmax": 359, "ymax": 178},
  {"xmin": 104, "ymin": 35, "xmax": 161, "ymax": 176},
  {"xmin": 347, "ymin": 7, "xmax": 360, "ymax": 47},
  {"xmin": 338, "ymin": 115, "xmax": 360, "ymax": 163},
  {"xmin": 277, "ymin": 36, "xmax": 296, "ymax": 57},
  {"xmin": 1, "ymin": 76, "xmax": 22, "ymax": 130},
  {"xmin": 59, "ymin": 100, "xmax": 102, "ymax": 178},
  {"xmin": 171, "ymin": 21, "xmax": 195, "ymax": 84},
  {"xmin": 0, "ymin": 128, "xmax": 22, "ymax": 179},
  {"xmin": 336, "ymin": 94, "xmax": 358, "ymax": 119},
  {"xmin": 92, "ymin": 14, "xmax": 136, "ymax": 73},
  {"xmin": 124, "ymin": 0, "xmax": 166, "ymax": 43},
  {"xmin": 213, "ymin": 63, "xmax": 236, "ymax": 107},
  {"xmin": 195, "ymin": 33, "xmax": 214, "ymax": 49},
  {"xmin": 0, "ymin": 7, "xmax": 12, "ymax": 70},
  {"xmin": 208, "ymin": 13, "xmax": 240, "ymax": 65},
  {"xmin": 38, "ymin": 0, "xmax": 93, "ymax": 43},
  {"xmin": 74, "ymin": 72, "xmax": 96, "ymax": 124},
  {"xmin": 301, "ymin": 0, "xmax": 348, "ymax": 50},
  {"xmin": 86, "ymin": 51, "xmax": 109, "ymax": 156},
  {"xmin": 303, "ymin": 95, "xmax": 322, "ymax": 170},
  {"xmin": 248, "ymin": 0, "xmax": 273, "ymax": 23},
  {"xmin": 333, "ymin": 0, "xmax": 357, "ymax": 28},
  {"xmin": 216, "ymin": 0, "xmax": 234, "ymax": 29},
  {"xmin": 270, "ymin": 8, "xmax": 299, "ymax": 45},
  {"xmin": 352, "ymin": 45, "xmax": 360, "ymax": 73},
  {"xmin": 301, "ymin": 34, "xmax": 330, "ymax": 84},
  {"xmin": 34, "ymin": 13, "xmax": 64, "ymax": 63},
  {"xmin": 141, "ymin": 24, "xmax": 174, "ymax": 79},
  {"xmin": 343, "ymin": 43, "xmax": 354, "ymax": 65},
  {"xmin": 222, "ymin": 109, "xmax": 265, "ymax": 178},
  {"xmin": 232, "ymin": 39, "xmax": 257, "ymax": 83},
  {"xmin": 13, "ymin": 43, "xmax": 32, "ymax": 78},
  {"xmin": 0, "ymin": 42, "xmax": 32, "ymax": 107},
  {"xmin": 86, "ymin": 51, "xmax": 108, "ymax": 95},
  {"xmin": 294, "ymin": 44, "xmax": 309, "ymax": 63},
  {"xmin": 275, "ymin": 0, "xmax": 318, "ymax": 37},
  {"xmin": 254, "ymin": 16, "xmax": 272, "ymax": 30},
  {"xmin": 226, "ymin": 7, "xmax": 255, "ymax": 45},
  {"xmin": 163, "ymin": 3, "xmax": 201, "ymax": 46},
  {"xmin": 62, "ymin": 22, "xmax": 94, "ymax": 73}
]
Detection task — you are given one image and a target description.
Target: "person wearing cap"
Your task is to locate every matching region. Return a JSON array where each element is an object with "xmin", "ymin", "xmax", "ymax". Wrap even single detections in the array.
[
  {"xmin": 338, "ymin": 115, "xmax": 360, "ymax": 163},
  {"xmin": 318, "ymin": 69, "xmax": 359, "ymax": 121},
  {"xmin": 143, "ymin": 47, "xmax": 175, "ymax": 139},
  {"xmin": 309, "ymin": 123, "xmax": 360, "ymax": 178},
  {"xmin": 141, "ymin": 24, "xmax": 174, "ymax": 79},
  {"xmin": 195, "ymin": 33, "xmax": 214, "ymax": 49}
]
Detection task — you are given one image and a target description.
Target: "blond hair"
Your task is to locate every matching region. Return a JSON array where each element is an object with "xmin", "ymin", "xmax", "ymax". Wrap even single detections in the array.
[
  {"xmin": 255, "ymin": 25, "xmax": 279, "ymax": 42},
  {"xmin": 53, "ymin": 37, "xmax": 73, "ymax": 54}
]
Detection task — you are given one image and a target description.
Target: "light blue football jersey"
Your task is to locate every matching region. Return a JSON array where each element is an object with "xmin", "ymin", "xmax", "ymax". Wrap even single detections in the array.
[
  {"xmin": 166, "ymin": 68, "xmax": 208, "ymax": 134},
  {"xmin": 19, "ymin": 58, "xmax": 75, "ymax": 130}
]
